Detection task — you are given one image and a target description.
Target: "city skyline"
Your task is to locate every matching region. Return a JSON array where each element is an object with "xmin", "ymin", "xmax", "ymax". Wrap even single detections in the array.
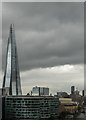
[{"xmin": 1, "ymin": 2, "xmax": 84, "ymax": 94}]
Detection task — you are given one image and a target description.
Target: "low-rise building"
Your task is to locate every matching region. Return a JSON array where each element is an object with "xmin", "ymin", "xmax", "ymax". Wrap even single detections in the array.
[
  {"xmin": 59, "ymin": 98, "xmax": 78, "ymax": 114},
  {"xmin": 3, "ymin": 96, "xmax": 59, "ymax": 120},
  {"xmin": 56, "ymin": 92, "xmax": 69, "ymax": 98}
]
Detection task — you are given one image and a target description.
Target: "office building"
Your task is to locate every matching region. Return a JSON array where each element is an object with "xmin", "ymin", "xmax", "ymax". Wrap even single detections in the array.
[
  {"xmin": 71, "ymin": 86, "xmax": 75, "ymax": 94},
  {"xmin": 82, "ymin": 90, "xmax": 84, "ymax": 97},
  {"xmin": 32, "ymin": 86, "xmax": 49, "ymax": 96},
  {"xmin": 2, "ymin": 24, "xmax": 22, "ymax": 96},
  {"xmin": 31, "ymin": 86, "xmax": 40, "ymax": 96},
  {"xmin": 4, "ymin": 96, "xmax": 59, "ymax": 120}
]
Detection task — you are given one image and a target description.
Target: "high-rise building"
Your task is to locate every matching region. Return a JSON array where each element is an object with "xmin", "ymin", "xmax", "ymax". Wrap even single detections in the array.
[
  {"xmin": 31, "ymin": 86, "xmax": 49, "ymax": 96},
  {"xmin": 71, "ymin": 86, "xmax": 75, "ymax": 95},
  {"xmin": 2, "ymin": 24, "xmax": 22, "ymax": 96},
  {"xmin": 82, "ymin": 90, "xmax": 84, "ymax": 97},
  {"xmin": 40, "ymin": 87, "xmax": 49, "ymax": 96}
]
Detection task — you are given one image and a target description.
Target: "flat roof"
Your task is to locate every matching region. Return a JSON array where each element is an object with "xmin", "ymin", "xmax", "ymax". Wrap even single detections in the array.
[{"xmin": 5, "ymin": 95, "xmax": 58, "ymax": 98}]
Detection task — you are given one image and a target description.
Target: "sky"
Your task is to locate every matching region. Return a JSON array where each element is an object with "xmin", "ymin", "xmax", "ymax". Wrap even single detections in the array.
[
  {"xmin": 1, "ymin": 2, "xmax": 84, "ymax": 95},
  {"xmin": 2, "ymin": 0, "xmax": 86, "ymax": 2}
]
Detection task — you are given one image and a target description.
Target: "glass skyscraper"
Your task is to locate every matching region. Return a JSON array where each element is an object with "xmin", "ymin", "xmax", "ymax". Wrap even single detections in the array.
[{"xmin": 3, "ymin": 24, "xmax": 22, "ymax": 95}]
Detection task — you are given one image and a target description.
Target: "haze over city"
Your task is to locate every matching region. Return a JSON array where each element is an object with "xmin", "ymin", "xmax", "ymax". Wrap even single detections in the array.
[{"xmin": 1, "ymin": 2, "xmax": 84, "ymax": 95}]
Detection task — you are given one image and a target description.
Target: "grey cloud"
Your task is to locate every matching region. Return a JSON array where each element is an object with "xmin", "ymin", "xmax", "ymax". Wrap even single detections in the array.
[{"xmin": 2, "ymin": 2, "xmax": 84, "ymax": 71}]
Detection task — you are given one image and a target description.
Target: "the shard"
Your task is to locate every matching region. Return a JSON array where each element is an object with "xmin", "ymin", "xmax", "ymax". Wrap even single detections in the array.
[{"xmin": 3, "ymin": 24, "xmax": 22, "ymax": 95}]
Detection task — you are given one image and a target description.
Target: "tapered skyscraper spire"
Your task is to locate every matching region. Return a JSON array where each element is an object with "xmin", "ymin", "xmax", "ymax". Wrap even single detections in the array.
[{"xmin": 3, "ymin": 24, "xmax": 22, "ymax": 95}]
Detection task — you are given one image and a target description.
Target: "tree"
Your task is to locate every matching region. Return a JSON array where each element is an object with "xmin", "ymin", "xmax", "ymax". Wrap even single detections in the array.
[
  {"xmin": 48, "ymin": 114, "xmax": 57, "ymax": 120},
  {"xmin": 59, "ymin": 111, "xmax": 71, "ymax": 119}
]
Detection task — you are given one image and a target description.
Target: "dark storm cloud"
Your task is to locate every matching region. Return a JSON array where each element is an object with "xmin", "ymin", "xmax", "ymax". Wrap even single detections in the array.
[{"xmin": 2, "ymin": 2, "xmax": 84, "ymax": 71}]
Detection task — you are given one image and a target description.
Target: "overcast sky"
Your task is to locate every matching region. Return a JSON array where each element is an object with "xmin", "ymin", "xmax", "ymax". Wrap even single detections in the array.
[
  {"xmin": 1, "ymin": 2, "xmax": 84, "ymax": 95},
  {"xmin": 2, "ymin": 0, "xmax": 86, "ymax": 2}
]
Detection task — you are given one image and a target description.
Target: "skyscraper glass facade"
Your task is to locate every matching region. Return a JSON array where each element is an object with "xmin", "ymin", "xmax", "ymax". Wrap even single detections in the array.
[{"xmin": 3, "ymin": 24, "xmax": 22, "ymax": 95}]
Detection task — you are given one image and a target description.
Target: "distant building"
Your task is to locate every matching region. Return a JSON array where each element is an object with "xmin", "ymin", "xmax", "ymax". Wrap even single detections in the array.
[
  {"xmin": 31, "ymin": 86, "xmax": 49, "ymax": 96},
  {"xmin": 59, "ymin": 98, "xmax": 78, "ymax": 114},
  {"xmin": 71, "ymin": 86, "xmax": 75, "ymax": 94},
  {"xmin": 84, "ymin": 96, "xmax": 86, "ymax": 105},
  {"xmin": 0, "ymin": 88, "xmax": 2, "ymax": 96},
  {"xmin": 82, "ymin": 90, "xmax": 84, "ymax": 97},
  {"xmin": 56, "ymin": 92, "xmax": 69, "ymax": 98},
  {"xmin": 74, "ymin": 90, "xmax": 79, "ymax": 95},
  {"xmin": 84, "ymin": 91, "xmax": 86, "ymax": 97},
  {"xmin": 31, "ymin": 86, "xmax": 40, "ymax": 96},
  {"xmin": 3, "ymin": 96, "xmax": 59, "ymax": 120}
]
